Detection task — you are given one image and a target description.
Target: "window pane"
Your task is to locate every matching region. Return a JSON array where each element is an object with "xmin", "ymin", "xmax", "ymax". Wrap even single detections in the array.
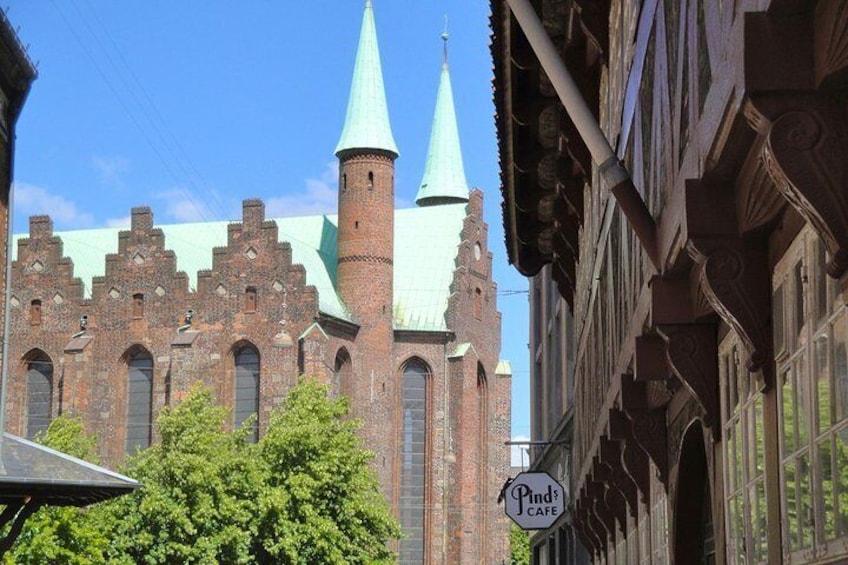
[
  {"xmin": 782, "ymin": 368, "xmax": 796, "ymax": 455},
  {"xmin": 817, "ymin": 333, "xmax": 832, "ymax": 433},
  {"xmin": 816, "ymin": 240, "xmax": 828, "ymax": 325},
  {"xmin": 26, "ymin": 357, "xmax": 52, "ymax": 439},
  {"xmin": 799, "ymin": 453, "xmax": 813, "ymax": 550},
  {"xmin": 785, "ymin": 459, "xmax": 798, "ymax": 550},
  {"xmin": 836, "ymin": 429, "xmax": 848, "ymax": 536},
  {"xmin": 796, "ymin": 356, "xmax": 808, "ymax": 449},
  {"xmin": 794, "ymin": 262, "xmax": 805, "ymax": 344},
  {"xmin": 399, "ymin": 361, "xmax": 427, "ymax": 564},
  {"xmin": 819, "ymin": 436, "xmax": 836, "ymax": 540},
  {"xmin": 234, "ymin": 347, "xmax": 259, "ymax": 441},
  {"xmin": 834, "ymin": 313, "xmax": 848, "ymax": 423},
  {"xmin": 126, "ymin": 353, "xmax": 153, "ymax": 454}
]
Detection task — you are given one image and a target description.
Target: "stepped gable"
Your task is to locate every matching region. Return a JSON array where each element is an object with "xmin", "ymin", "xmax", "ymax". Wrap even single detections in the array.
[
  {"xmin": 195, "ymin": 199, "xmax": 320, "ymax": 342},
  {"xmin": 89, "ymin": 207, "xmax": 190, "ymax": 330},
  {"xmin": 445, "ymin": 189, "xmax": 501, "ymax": 367}
]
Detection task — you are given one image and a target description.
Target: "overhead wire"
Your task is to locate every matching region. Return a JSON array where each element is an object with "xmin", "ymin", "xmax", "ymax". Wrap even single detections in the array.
[{"xmin": 49, "ymin": 0, "xmax": 227, "ymax": 223}]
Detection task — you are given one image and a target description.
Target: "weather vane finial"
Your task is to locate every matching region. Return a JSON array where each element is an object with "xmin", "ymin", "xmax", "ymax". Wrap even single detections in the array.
[{"xmin": 442, "ymin": 15, "xmax": 449, "ymax": 65}]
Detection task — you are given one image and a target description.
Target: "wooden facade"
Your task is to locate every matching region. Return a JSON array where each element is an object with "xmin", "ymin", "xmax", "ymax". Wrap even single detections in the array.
[{"xmin": 492, "ymin": 0, "xmax": 848, "ymax": 562}]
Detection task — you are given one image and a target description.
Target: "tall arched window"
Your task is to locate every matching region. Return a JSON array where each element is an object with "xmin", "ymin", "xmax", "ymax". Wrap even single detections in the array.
[
  {"xmin": 334, "ymin": 348, "xmax": 352, "ymax": 399},
  {"xmin": 25, "ymin": 352, "xmax": 53, "ymax": 439},
  {"xmin": 400, "ymin": 359, "xmax": 429, "ymax": 564},
  {"xmin": 477, "ymin": 364, "xmax": 489, "ymax": 556},
  {"xmin": 234, "ymin": 345, "xmax": 260, "ymax": 442},
  {"xmin": 126, "ymin": 348, "xmax": 153, "ymax": 454}
]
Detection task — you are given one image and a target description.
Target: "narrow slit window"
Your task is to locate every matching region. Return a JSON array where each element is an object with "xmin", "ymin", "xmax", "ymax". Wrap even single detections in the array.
[
  {"xmin": 245, "ymin": 287, "xmax": 257, "ymax": 313},
  {"xmin": 132, "ymin": 293, "xmax": 144, "ymax": 318},
  {"xmin": 29, "ymin": 300, "xmax": 41, "ymax": 326},
  {"xmin": 367, "ymin": 171, "xmax": 374, "ymax": 190}
]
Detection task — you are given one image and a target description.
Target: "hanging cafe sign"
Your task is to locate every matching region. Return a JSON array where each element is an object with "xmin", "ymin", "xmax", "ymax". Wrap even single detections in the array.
[{"xmin": 503, "ymin": 471, "xmax": 565, "ymax": 530}]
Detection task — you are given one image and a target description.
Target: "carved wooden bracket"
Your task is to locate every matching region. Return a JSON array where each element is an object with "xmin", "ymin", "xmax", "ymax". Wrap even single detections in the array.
[
  {"xmin": 600, "ymin": 435, "xmax": 639, "ymax": 518},
  {"xmin": 635, "ymin": 334, "xmax": 669, "ymax": 382},
  {"xmin": 587, "ymin": 478, "xmax": 616, "ymax": 544},
  {"xmin": 609, "ymin": 407, "xmax": 651, "ymax": 504},
  {"xmin": 686, "ymin": 235, "xmax": 772, "ymax": 381},
  {"xmin": 572, "ymin": 505, "xmax": 599, "ymax": 558},
  {"xmin": 594, "ymin": 456, "xmax": 627, "ymax": 534},
  {"xmin": 655, "ymin": 323, "xmax": 720, "ymax": 439},
  {"xmin": 621, "ymin": 375, "xmax": 669, "ymax": 490},
  {"xmin": 581, "ymin": 487, "xmax": 609, "ymax": 553},
  {"xmin": 763, "ymin": 99, "xmax": 848, "ymax": 278}
]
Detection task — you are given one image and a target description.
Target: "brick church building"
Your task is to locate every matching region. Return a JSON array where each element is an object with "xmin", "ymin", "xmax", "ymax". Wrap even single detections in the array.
[{"xmin": 4, "ymin": 2, "xmax": 510, "ymax": 563}]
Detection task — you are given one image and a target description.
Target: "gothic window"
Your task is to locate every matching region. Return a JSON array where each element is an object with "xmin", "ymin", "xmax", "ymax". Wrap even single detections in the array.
[
  {"xmin": 132, "ymin": 293, "xmax": 144, "ymax": 318},
  {"xmin": 25, "ymin": 352, "xmax": 52, "ymax": 439},
  {"xmin": 334, "ymin": 348, "xmax": 352, "ymax": 399},
  {"xmin": 245, "ymin": 287, "xmax": 257, "ymax": 313},
  {"xmin": 234, "ymin": 344, "xmax": 260, "ymax": 442},
  {"xmin": 772, "ymin": 227, "xmax": 848, "ymax": 562},
  {"xmin": 29, "ymin": 299, "xmax": 41, "ymax": 326},
  {"xmin": 399, "ymin": 359, "xmax": 429, "ymax": 564},
  {"xmin": 477, "ymin": 364, "xmax": 489, "ymax": 557},
  {"xmin": 126, "ymin": 348, "xmax": 153, "ymax": 454}
]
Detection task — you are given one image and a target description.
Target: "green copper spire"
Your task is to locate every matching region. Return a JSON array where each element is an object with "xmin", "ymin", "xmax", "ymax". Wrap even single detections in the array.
[
  {"xmin": 415, "ymin": 28, "xmax": 469, "ymax": 206},
  {"xmin": 335, "ymin": 0, "xmax": 398, "ymax": 157}
]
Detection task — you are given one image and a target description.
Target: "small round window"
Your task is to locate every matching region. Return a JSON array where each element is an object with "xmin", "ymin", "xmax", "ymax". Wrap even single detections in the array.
[{"xmin": 474, "ymin": 242, "xmax": 482, "ymax": 260}]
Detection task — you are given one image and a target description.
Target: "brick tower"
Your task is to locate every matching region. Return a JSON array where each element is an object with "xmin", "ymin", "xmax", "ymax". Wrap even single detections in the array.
[{"xmin": 334, "ymin": 0, "xmax": 398, "ymax": 494}]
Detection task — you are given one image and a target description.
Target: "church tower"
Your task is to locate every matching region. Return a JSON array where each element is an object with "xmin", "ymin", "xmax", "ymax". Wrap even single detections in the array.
[{"xmin": 335, "ymin": 0, "xmax": 397, "ymax": 493}]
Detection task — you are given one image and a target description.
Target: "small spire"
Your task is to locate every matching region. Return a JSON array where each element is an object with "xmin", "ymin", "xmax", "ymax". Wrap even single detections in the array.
[
  {"xmin": 415, "ymin": 25, "xmax": 469, "ymax": 207},
  {"xmin": 335, "ymin": 0, "xmax": 398, "ymax": 157},
  {"xmin": 442, "ymin": 15, "xmax": 449, "ymax": 66}
]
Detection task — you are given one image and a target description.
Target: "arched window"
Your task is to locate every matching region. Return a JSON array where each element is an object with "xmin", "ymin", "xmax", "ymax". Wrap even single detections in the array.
[
  {"xmin": 234, "ymin": 345, "xmax": 260, "ymax": 441},
  {"xmin": 26, "ymin": 352, "xmax": 52, "ymax": 439},
  {"xmin": 126, "ymin": 348, "xmax": 153, "ymax": 454},
  {"xmin": 245, "ymin": 287, "xmax": 257, "ymax": 313},
  {"xmin": 477, "ymin": 364, "xmax": 489, "ymax": 555},
  {"xmin": 334, "ymin": 348, "xmax": 352, "ymax": 399},
  {"xmin": 132, "ymin": 293, "xmax": 144, "ymax": 318},
  {"xmin": 29, "ymin": 299, "xmax": 41, "ymax": 326},
  {"xmin": 367, "ymin": 171, "xmax": 374, "ymax": 190},
  {"xmin": 400, "ymin": 358, "xmax": 429, "ymax": 564}
]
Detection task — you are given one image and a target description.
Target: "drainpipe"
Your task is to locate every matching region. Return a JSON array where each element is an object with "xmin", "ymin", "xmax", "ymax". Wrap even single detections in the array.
[
  {"xmin": 0, "ymin": 134, "xmax": 16, "ymax": 436},
  {"xmin": 505, "ymin": 0, "xmax": 661, "ymax": 271}
]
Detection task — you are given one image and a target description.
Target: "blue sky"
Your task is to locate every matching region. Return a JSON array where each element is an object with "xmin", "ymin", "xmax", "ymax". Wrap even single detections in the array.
[{"xmin": 8, "ymin": 1, "xmax": 531, "ymax": 459}]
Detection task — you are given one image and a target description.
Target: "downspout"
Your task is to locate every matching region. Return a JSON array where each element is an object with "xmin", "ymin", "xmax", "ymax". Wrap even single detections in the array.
[
  {"xmin": 505, "ymin": 0, "xmax": 661, "ymax": 271},
  {"xmin": 442, "ymin": 338, "xmax": 449, "ymax": 563},
  {"xmin": 0, "ymin": 131, "xmax": 15, "ymax": 436}
]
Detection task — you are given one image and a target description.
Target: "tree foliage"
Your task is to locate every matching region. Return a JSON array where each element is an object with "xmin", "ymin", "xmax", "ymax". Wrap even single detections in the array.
[
  {"xmin": 253, "ymin": 379, "xmax": 401, "ymax": 564},
  {"xmin": 3, "ymin": 414, "xmax": 110, "ymax": 565},
  {"xmin": 7, "ymin": 379, "xmax": 400, "ymax": 564},
  {"xmin": 509, "ymin": 523, "xmax": 531, "ymax": 565}
]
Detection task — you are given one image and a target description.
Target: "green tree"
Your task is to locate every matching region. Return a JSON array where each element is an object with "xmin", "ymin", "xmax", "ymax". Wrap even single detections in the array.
[
  {"xmin": 4, "ymin": 414, "xmax": 111, "ymax": 565},
  {"xmin": 103, "ymin": 386, "xmax": 263, "ymax": 565},
  {"xmin": 253, "ymin": 378, "xmax": 401, "ymax": 564},
  {"xmin": 509, "ymin": 523, "xmax": 531, "ymax": 565}
]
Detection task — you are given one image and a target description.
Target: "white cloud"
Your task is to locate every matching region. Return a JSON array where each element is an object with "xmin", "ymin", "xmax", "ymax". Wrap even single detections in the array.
[
  {"xmin": 12, "ymin": 182, "xmax": 95, "ymax": 229},
  {"xmin": 511, "ymin": 435, "xmax": 531, "ymax": 468},
  {"xmin": 104, "ymin": 215, "xmax": 131, "ymax": 228},
  {"xmin": 92, "ymin": 155, "xmax": 130, "ymax": 187},
  {"xmin": 153, "ymin": 188, "xmax": 216, "ymax": 222},
  {"xmin": 266, "ymin": 162, "xmax": 339, "ymax": 217}
]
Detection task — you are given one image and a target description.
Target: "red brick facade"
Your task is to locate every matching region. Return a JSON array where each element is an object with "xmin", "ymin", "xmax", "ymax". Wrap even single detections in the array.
[{"xmin": 6, "ymin": 186, "xmax": 510, "ymax": 562}]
